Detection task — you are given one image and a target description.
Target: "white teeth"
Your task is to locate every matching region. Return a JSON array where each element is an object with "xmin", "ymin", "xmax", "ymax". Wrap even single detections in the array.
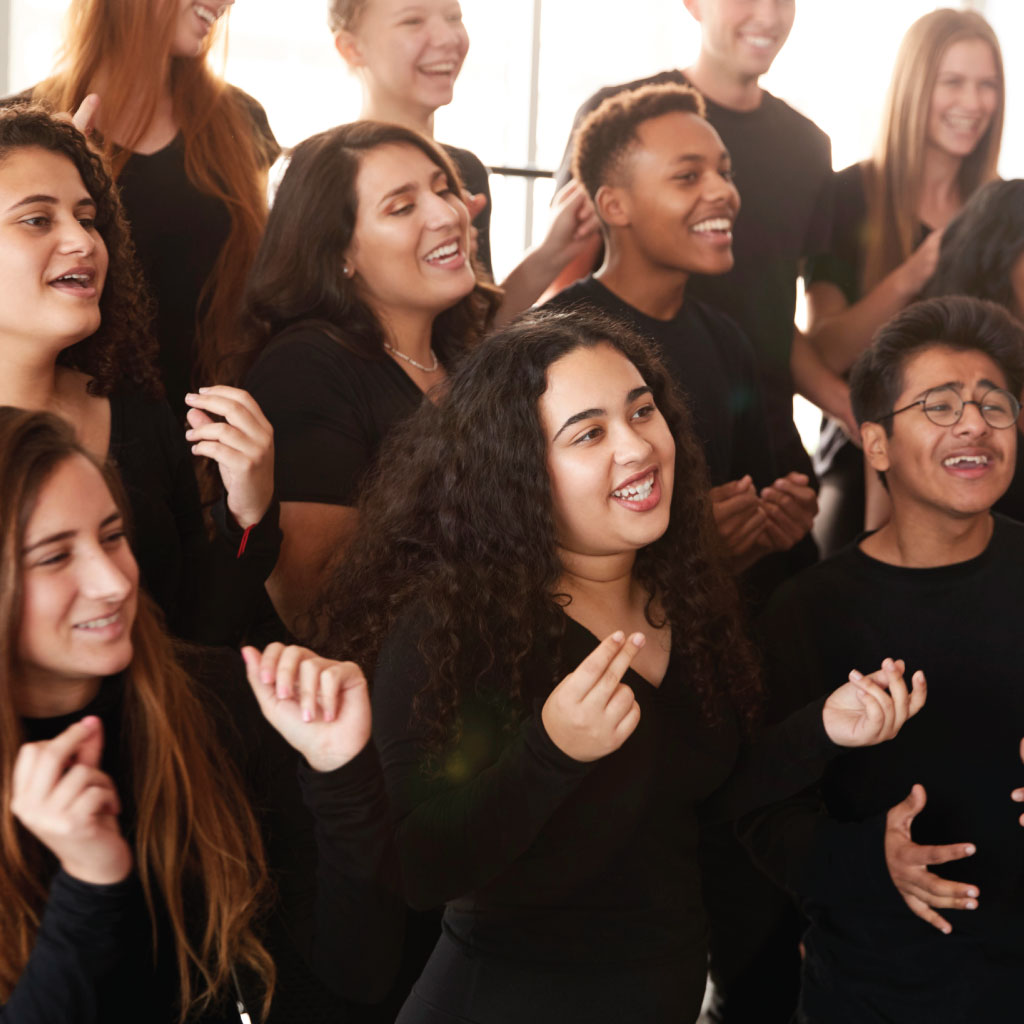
[
  {"xmin": 425, "ymin": 241, "xmax": 459, "ymax": 263},
  {"xmin": 193, "ymin": 4, "xmax": 215, "ymax": 25},
  {"xmin": 612, "ymin": 473, "xmax": 655, "ymax": 501},
  {"xmin": 943, "ymin": 455, "xmax": 990, "ymax": 467},
  {"xmin": 692, "ymin": 218, "xmax": 732, "ymax": 234},
  {"xmin": 55, "ymin": 273, "xmax": 90, "ymax": 283},
  {"xmin": 420, "ymin": 62, "xmax": 456, "ymax": 74},
  {"xmin": 743, "ymin": 35, "xmax": 773, "ymax": 47},
  {"xmin": 74, "ymin": 612, "xmax": 119, "ymax": 630}
]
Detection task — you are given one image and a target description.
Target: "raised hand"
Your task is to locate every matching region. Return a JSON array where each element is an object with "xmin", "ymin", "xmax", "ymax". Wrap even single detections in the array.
[
  {"xmin": 885, "ymin": 783, "xmax": 977, "ymax": 934},
  {"xmin": 759, "ymin": 472, "xmax": 818, "ymax": 552},
  {"xmin": 541, "ymin": 630, "xmax": 643, "ymax": 762},
  {"xmin": 71, "ymin": 93, "xmax": 101, "ymax": 136},
  {"xmin": 241, "ymin": 643, "xmax": 371, "ymax": 773},
  {"xmin": 822, "ymin": 658, "xmax": 927, "ymax": 747},
  {"xmin": 1010, "ymin": 737, "xmax": 1024, "ymax": 826},
  {"xmin": 11, "ymin": 716, "xmax": 132, "ymax": 885},
  {"xmin": 184, "ymin": 385, "xmax": 274, "ymax": 529},
  {"xmin": 710, "ymin": 476, "xmax": 767, "ymax": 570},
  {"xmin": 463, "ymin": 191, "xmax": 488, "ymax": 263},
  {"xmin": 538, "ymin": 179, "xmax": 600, "ymax": 270},
  {"xmin": 897, "ymin": 227, "xmax": 944, "ymax": 298}
]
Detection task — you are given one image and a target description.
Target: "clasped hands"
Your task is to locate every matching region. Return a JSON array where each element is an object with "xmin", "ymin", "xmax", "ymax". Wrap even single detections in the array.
[{"xmin": 711, "ymin": 472, "xmax": 818, "ymax": 572}]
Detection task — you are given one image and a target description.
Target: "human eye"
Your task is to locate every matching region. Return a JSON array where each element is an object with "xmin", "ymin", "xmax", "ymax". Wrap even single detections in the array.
[
  {"xmin": 101, "ymin": 527, "xmax": 126, "ymax": 547},
  {"xmin": 31, "ymin": 547, "xmax": 69, "ymax": 569},
  {"xmin": 572, "ymin": 425, "xmax": 604, "ymax": 444},
  {"xmin": 19, "ymin": 213, "xmax": 50, "ymax": 228},
  {"xmin": 389, "ymin": 202, "xmax": 414, "ymax": 216},
  {"xmin": 720, "ymin": 167, "xmax": 734, "ymax": 183},
  {"xmin": 673, "ymin": 172, "xmax": 699, "ymax": 184},
  {"xmin": 631, "ymin": 401, "xmax": 656, "ymax": 420},
  {"xmin": 982, "ymin": 391, "xmax": 1014, "ymax": 414},
  {"xmin": 77, "ymin": 215, "xmax": 97, "ymax": 230},
  {"xmin": 400, "ymin": 15, "xmax": 425, "ymax": 26}
]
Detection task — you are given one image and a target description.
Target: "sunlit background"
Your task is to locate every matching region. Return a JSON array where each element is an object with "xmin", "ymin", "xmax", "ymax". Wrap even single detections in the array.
[{"xmin": 7, "ymin": 0, "xmax": 1021, "ymax": 450}]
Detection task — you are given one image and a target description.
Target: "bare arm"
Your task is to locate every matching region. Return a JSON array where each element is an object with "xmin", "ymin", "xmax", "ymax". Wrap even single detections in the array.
[
  {"xmin": 268, "ymin": 502, "xmax": 359, "ymax": 638},
  {"xmin": 790, "ymin": 329, "xmax": 857, "ymax": 439}
]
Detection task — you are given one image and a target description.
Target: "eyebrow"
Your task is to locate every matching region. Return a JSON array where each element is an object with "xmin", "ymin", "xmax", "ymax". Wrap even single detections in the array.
[
  {"xmin": 23, "ymin": 512, "xmax": 122, "ymax": 554},
  {"xmin": 912, "ymin": 378, "xmax": 1002, "ymax": 399},
  {"xmin": 552, "ymin": 385, "xmax": 652, "ymax": 441},
  {"xmin": 5, "ymin": 194, "xmax": 96, "ymax": 214}
]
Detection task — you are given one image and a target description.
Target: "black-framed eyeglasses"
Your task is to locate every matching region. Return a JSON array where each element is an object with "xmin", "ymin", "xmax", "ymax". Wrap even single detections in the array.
[{"xmin": 880, "ymin": 385, "xmax": 1021, "ymax": 430}]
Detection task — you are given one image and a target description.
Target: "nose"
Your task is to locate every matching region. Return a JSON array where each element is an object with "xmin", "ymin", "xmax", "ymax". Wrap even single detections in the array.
[
  {"xmin": 78, "ymin": 543, "xmax": 135, "ymax": 604},
  {"xmin": 428, "ymin": 12, "xmax": 462, "ymax": 48},
  {"xmin": 612, "ymin": 420, "xmax": 654, "ymax": 465},
  {"xmin": 57, "ymin": 215, "xmax": 97, "ymax": 257},
  {"xmin": 424, "ymin": 188, "xmax": 463, "ymax": 231},
  {"xmin": 953, "ymin": 399, "xmax": 991, "ymax": 436}
]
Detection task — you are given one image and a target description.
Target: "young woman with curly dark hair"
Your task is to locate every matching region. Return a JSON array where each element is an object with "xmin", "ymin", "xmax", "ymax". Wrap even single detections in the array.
[
  {"xmin": 323, "ymin": 308, "xmax": 927, "ymax": 1024},
  {"xmin": 0, "ymin": 105, "xmax": 278, "ymax": 645},
  {"xmin": 0, "ymin": 408, "xmax": 399, "ymax": 1023},
  {"xmin": 241, "ymin": 119, "xmax": 501, "ymax": 635}
]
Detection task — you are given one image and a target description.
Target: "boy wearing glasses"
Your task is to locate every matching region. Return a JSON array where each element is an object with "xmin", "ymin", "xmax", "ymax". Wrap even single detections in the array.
[{"xmin": 743, "ymin": 295, "xmax": 1024, "ymax": 1022}]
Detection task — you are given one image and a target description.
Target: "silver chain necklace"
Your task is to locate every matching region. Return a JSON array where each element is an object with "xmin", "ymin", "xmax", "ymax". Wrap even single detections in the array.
[{"xmin": 384, "ymin": 342, "xmax": 440, "ymax": 372}]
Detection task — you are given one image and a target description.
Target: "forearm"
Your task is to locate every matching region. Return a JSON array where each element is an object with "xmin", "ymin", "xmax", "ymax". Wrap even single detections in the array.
[
  {"xmin": 791, "ymin": 331, "xmax": 854, "ymax": 431},
  {"xmin": 496, "ymin": 244, "xmax": 576, "ymax": 327}
]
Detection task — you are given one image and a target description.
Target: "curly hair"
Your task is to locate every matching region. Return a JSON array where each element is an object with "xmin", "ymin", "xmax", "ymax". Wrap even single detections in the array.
[
  {"xmin": 922, "ymin": 179, "xmax": 1024, "ymax": 315},
  {"xmin": 323, "ymin": 308, "xmax": 761, "ymax": 756},
  {"xmin": 235, "ymin": 120, "xmax": 500, "ymax": 381},
  {"xmin": 0, "ymin": 105, "xmax": 159, "ymax": 397},
  {"xmin": 571, "ymin": 83, "xmax": 706, "ymax": 200}
]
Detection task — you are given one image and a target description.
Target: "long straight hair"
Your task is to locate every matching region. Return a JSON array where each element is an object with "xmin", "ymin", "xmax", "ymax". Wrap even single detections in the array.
[
  {"xmin": 863, "ymin": 8, "xmax": 1003, "ymax": 291},
  {"xmin": 0, "ymin": 410, "xmax": 274, "ymax": 1021},
  {"xmin": 33, "ymin": 0, "xmax": 271, "ymax": 386}
]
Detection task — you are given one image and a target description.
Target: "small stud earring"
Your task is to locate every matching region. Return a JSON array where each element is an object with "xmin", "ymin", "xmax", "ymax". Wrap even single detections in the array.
[{"xmin": 342, "ymin": 263, "xmax": 353, "ymax": 278}]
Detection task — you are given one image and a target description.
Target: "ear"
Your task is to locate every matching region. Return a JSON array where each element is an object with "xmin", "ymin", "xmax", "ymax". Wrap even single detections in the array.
[
  {"xmin": 595, "ymin": 184, "xmax": 632, "ymax": 229},
  {"xmin": 334, "ymin": 30, "xmax": 365, "ymax": 70},
  {"xmin": 861, "ymin": 422, "xmax": 892, "ymax": 475},
  {"xmin": 682, "ymin": 0, "xmax": 702, "ymax": 23}
]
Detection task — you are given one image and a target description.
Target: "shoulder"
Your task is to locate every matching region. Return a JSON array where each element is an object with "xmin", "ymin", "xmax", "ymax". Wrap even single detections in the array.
[
  {"xmin": 990, "ymin": 514, "xmax": 1024, "ymax": 556},
  {"xmin": 247, "ymin": 326, "xmax": 370, "ymax": 383},
  {"xmin": 755, "ymin": 91, "xmax": 830, "ymax": 154},
  {"xmin": 223, "ymin": 83, "xmax": 280, "ymax": 167},
  {"xmin": 543, "ymin": 277, "xmax": 602, "ymax": 311},
  {"xmin": 683, "ymin": 299, "xmax": 755, "ymax": 360},
  {"xmin": 442, "ymin": 144, "xmax": 488, "ymax": 181}
]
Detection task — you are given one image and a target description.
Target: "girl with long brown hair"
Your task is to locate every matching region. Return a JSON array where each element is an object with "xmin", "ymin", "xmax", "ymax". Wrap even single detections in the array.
[
  {"xmin": 29, "ymin": 0, "xmax": 278, "ymax": 413},
  {"xmin": 324, "ymin": 308, "xmax": 926, "ymax": 1023},
  {"xmin": 806, "ymin": 8, "xmax": 1004, "ymax": 554},
  {"xmin": 0, "ymin": 407, "xmax": 399, "ymax": 1023}
]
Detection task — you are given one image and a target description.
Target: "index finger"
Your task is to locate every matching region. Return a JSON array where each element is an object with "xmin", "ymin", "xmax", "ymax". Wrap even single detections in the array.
[
  {"xmin": 584, "ymin": 632, "xmax": 646, "ymax": 705},
  {"xmin": 186, "ymin": 387, "xmax": 272, "ymax": 434},
  {"xmin": 14, "ymin": 718, "xmax": 102, "ymax": 798},
  {"xmin": 564, "ymin": 631, "xmax": 629, "ymax": 698}
]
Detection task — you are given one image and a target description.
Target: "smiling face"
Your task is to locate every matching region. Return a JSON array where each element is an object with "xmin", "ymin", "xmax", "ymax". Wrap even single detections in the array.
[
  {"xmin": 864, "ymin": 345, "xmax": 1017, "ymax": 522},
  {"xmin": 605, "ymin": 111, "xmax": 740, "ymax": 277},
  {"xmin": 540, "ymin": 343, "xmax": 676, "ymax": 561},
  {"xmin": 339, "ymin": 0, "xmax": 469, "ymax": 119},
  {"xmin": 925, "ymin": 38, "xmax": 1000, "ymax": 162},
  {"xmin": 346, "ymin": 142, "xmax": 474, "ymax": 323},
  {"xmin": 16, "ymin": 455, "xmax": 138, "ymax": 716},
  {"xmin": 687, "ymin": 0, "xmax": 795, "ymax": 79},
  {"xmin": 0, "ymin": 146, "xmax": 108, "ymax": 359},
  {"xmin": 172, "ymin": 0, "xmax": 234, "ymax": 58}
]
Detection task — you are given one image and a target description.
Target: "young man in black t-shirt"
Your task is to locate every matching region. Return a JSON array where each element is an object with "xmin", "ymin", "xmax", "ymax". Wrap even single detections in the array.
[
  {"xmin": 745, "ymin": 296, "xmax": 1024, "ymax": 1022},
  {"xmin": 553, "ymin": 0, "xmax": 851, "ymax": 490}
]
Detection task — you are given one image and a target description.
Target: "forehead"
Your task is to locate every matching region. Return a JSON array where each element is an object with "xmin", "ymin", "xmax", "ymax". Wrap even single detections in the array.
[
  {"xmin": 25, "ymin": 456, "xmax": 117, "ymax": 540},
  {"xmin": 937, "ymin": 37, "xmax": 997, "ymax": 77},
  {"xmin": 897, "ymin": 344, "xmax": 1008, "ymax": 398},
  {"xmin": 355, "ymin": 142, "xmax": 445, "ymax": 202},
  {"xmin": 360, "ymin": 0, "xmax": 461, "ymax": 24},
  {"xmin": 629, "ymin": 112, "xmax": 726, "ymax": 169},
  {"xmin": 540, "ymin": 344, "xmax": 646, "ymax": 429},
  {"xmin": 0, "ymin": 146, "xmax": 90, "ymax": 201}
]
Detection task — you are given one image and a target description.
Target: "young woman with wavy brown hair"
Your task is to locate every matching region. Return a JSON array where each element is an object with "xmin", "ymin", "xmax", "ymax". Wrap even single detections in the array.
[
  {"xmin": 29, "ymin": 0, "xmax": 277, "ymax": 412},
  {"xmin": 323, "ymin": 308, "xmax": 926, "ymax": 1024},
  {"xmin": 0, "ymin": 407, "xmax": 399, "ymax": 1023},
  {"xmin": 806, "ymin": 8, "xmax": 1005, "ymax": 554},
  {"xmin": 0, "ymin": 104, "xmax": 278, "ymax": 646}
]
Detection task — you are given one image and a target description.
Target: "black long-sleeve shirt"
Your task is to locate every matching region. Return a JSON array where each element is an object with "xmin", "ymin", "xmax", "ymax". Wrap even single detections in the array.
[
  {"xmin": 3, "ymin": 649, "xmax": 401, "ymax": 1024},
  {"xmin": 372, "ymin": 610, "xmax": 834, "ymax": 1022}
]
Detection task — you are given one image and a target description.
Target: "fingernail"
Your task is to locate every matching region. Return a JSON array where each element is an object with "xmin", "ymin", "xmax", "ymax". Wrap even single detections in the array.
[
  {"xmin": 942, "ymin": 925, "xmax": 952, "ymax": 935},
  {"xmin": 967, "ymin": 887, "xmax": 979, "ymax": 897},
  {"xmin": 630, "ymin": 632, "xmax": 646, "ymax": 648},
  {"xmin": 1012, "ymin": 791, "xmax": 1024, "ymax": 802},
  {"xmin": 185, "ymin": 393, "xmax": 197, "ymax": 401},
  {"xmin": 302, "ymin": 708, "xmax": 312, "ymax": 722},
  {"xmin": 965, "ymin": 900, "xmax": 977, "ymax": 910},
  {"xmin": 184, "ymin": 430, "xmax": 195, "ymax": 440},
  {"xmin": 849, "ymin": 669, "xmax": 863, "ymax": 681},
  {"xmin": 198, "ymin": 387, "xmax": 210, "ymax": 393},
  {"xmin": 965, "ymin": 845, "xmax": 976, "ymax": 856},
  {"xmin": 611, "ymin": 630, "xmax": 625, "ymax": 643}
]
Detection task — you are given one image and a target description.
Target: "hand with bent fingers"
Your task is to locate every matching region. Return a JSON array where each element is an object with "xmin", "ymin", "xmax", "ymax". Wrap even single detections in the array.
[
  {"xmin": 541, "ymin": 630, "xmax": 643, "ymax": 763},
  {"xmin": 242, "ymin": 643, "xmax": 371, "ymax": 773},
  {"xmin": 885, "ymin": 783, "xmax": 978, "ymax": 934},
  {"xmin": 184, "ymin": 385, "xmax": 274, "ymax": 530},
  {"xmin": 11, "ymin": 716, "xmax": 133, "ymax": 885},
  {"xmin": 710, "ymin": 476, "xmax": 768, "ymax": 570},
  {"xmin": 1010, "ymin": 737, "xmax": 1024, "ymax": 826},
  {"xmin": 537, "ymin": 180, "xmax": 601, "ymax": 270},
  {"xmin": 759, "ymin": 472, "xmax": 818, "ymax": 552},
  {"xmin": 463, "ymin": 191, "xmax": 488, "ymax": 264},
  {"xmin": 821, "ymin": 658, "xmax": 927, "ymax": 747}
]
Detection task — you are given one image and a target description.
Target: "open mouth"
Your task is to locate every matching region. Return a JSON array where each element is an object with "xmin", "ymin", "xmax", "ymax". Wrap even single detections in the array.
[
  {"xmin": 740, "ymin": 33, "xmax": 776, "ymax": 50},
  {"xmin": 49, "ymin": 269, "xmax": 97, "ymax": 295},
  {"xmin": 691, "ymin": 217, "xmax": 733, "ymax": 239},
  {"xmin": 424, "ymin": 240, "xmax": 463, "ymax": 266},
  {"xmin": 193, "ymin": 4, "xmax": 218, "ymax": 27},
  {"xmin": 73, "ymin": 611, "xmax": 121, "ymax": 631},
  {"xmin": 943, "ymin": 454, "xmax": 991, "ymax": 468},
  {"xmin": 419, "ymin": 61, "xmax": 458, "ymax": 76}
]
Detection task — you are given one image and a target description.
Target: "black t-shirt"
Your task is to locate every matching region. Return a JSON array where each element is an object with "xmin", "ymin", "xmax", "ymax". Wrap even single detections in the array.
[
  {"xmin": 545, "ymin": 276, "xmax": 776, "ymax": 489},
  {"xmin": 744, "ymin": 516, "xmax": 1024, "ymax": 1022},
  {"xmin": 557, "ymin": 70, "xmax": 833, "ymax": 478},
  {"xmin": 244, "ymin": 326, "xmax": 431, "ymax": 507},
  {"xmin": 372, "ymin": 608, "xmax": 832, "ymax": 1023},
  {"xmin": 443, "ymin": 143, "xmax": 493, "ymax": 280},
  {"xmin": 116, "ymin": 87, "xmax": 279, "ymax": 413}
]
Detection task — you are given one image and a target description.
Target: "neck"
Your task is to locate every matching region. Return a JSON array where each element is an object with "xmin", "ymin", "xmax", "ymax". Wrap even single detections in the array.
[
  {"xmin": 557, "ymin": 549, "xmax": 642, "ymax": 609},
  {"xmin": 919, "ymin": 148, "xmax": 964, "ymax": 222},
  {"xmin": 379, "ymin": 309, "xmax": 437, "ymax": 364},
  {"xmin": 684, "ymin": 55, "xmax": 763, "ymax": 112},
  {"xmin": 862, "ymin": 502, "xmax": 993, "ymax": 568},
  {"xmin": 16, "ymin": 675, "xmax": 102, "ymax": 719},
  {"xmin": 0, "ymin": 348, "xmax": 62, "ymax": 411},
  {"xmin": 596, "ymin": 243, "xmax": 689, "ymax": 321},
  {"xmin": 360, "ymin": 90, "xmax": 434, "ymax": 136}
]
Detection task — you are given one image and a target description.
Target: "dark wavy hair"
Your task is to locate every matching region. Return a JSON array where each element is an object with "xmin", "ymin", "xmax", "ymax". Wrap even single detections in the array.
[
  {"xmin": 0, "ymin": 105, "xmax": 159, "ymax": 397},
  {"xmin": 323, "ymin": 308, "xmax": 760, "ymax": 755},
  {"xmin": 922, "ymin": 179, "xmax": 1024, "ymax": 315},
  {"xmin": 236, "ymin": 120, "xmax": 500, "ymax": 380}
]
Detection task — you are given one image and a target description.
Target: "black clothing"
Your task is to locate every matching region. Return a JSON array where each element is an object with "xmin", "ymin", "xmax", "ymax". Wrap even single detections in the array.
[
  {"xmin": 115, "ymin": 87, "xmax": 279, "ymax": 413},
  {"xmin": 373, "ymin": 610, "xmax": 836, "ymax": 1023},
  {"xmin": 244, "ymin": 327, "xmax": 430, "ymax": 507},
  {"xmin": 558, "ymin": 71, "xmax": 833, "ymax": 480},
  {"xmin": 444, "ymin": 144, "xmax": 493, "ymax": 280},
  {"xmin": 108, "ymin": 388, "xmax": 281, "ymax": 646},
  {"xmin": 546, "ymin": 277, "xmax": 776, "ymax": 489},
  {"xmin": 743, "ymin": 516, "xmax": 1024, "ymax": 1022},
  {"xmin": 4, "ymin": 650, "xmax": 400, "ymax": 1023}
]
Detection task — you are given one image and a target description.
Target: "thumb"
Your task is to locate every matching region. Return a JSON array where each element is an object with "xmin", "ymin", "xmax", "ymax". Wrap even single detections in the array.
[{"xmin": 899, "ymin": 782, "xmax": 927, "ymax": 824}]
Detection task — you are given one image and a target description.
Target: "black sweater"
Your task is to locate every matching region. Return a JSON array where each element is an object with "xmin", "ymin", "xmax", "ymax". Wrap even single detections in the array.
[
  {"xmin": 3, "ymin": 649, "xmax": 401, "ymax": 1023},
  {"xmin": 742, "ymin": 516, "xmax": 1024, "ymax": 1022},
  {"xmin": 372, "ymin": 611, "xmax": 834, "ymax": 1022}
]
